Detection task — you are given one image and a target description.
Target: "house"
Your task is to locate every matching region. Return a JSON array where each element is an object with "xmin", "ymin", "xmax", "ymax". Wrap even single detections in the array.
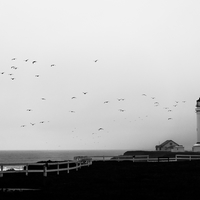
[
  {"xmin": 155, "ymin": 140, "xmax": 180, "ymax": 151},
  {"xmin": 171, "ymin": 145, "xmax": 184, "ymax": 152}
]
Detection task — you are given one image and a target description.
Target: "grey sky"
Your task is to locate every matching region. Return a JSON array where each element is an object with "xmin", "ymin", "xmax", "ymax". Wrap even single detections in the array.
[{"xmin": 0, "ymin": 0, "xmax": 200, "ymax": 150}]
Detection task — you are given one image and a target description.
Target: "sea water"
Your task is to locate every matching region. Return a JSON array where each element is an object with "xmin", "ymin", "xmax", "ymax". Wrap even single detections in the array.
[{"xmin": 0, "ymin": 150, "xmax": 127, "ymax": 171}]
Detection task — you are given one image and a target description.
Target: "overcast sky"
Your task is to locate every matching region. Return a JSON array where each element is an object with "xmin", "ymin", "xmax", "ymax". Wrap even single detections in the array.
[{"xmin": 0, "ymin": 0, "xmax": 200, "ymax": 150}]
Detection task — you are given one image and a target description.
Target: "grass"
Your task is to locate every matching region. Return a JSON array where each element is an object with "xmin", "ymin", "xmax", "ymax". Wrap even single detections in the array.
[{"xmin": 1, "ymin": 160, "xmax": 200, "ymax": 199}]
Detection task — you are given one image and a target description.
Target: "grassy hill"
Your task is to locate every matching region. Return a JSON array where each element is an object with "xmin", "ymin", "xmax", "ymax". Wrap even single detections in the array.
[{"xmin": 123, "ymin": 150, "xmax": 200, "ymax": 158}]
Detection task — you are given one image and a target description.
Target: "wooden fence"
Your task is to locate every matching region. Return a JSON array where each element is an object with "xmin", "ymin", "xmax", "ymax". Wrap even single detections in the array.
[
  {"xmin": 1, "ymin": 154, "xmax": 200, "ymax": 177},
  {"xmin": 0, "ymin": 159, "xmax": 92, "ymax": 177}
]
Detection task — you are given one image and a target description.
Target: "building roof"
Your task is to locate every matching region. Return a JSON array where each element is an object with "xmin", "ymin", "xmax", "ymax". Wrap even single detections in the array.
[{"xmin": 156, "ymin": 140, "xmax": 179, "ymax": 148}]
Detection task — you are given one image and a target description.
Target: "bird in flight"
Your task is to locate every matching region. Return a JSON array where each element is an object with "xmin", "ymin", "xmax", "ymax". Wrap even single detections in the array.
[
  {"xmin": 11, "ymin": 78, "xmax": 15, "ymax": 80},
  {"xmin": 104, "ymin": 101, "xmax": 109, "ymax": 103},
  {"xmin": 83, "ymin": 92, "xmax": 87, "ymax": 95},
  {"xmin": 51, "ymin": 64, "xmax": 55, "ymax": 67},
  {"xmin": 168, "ymin": 118, "xmax": 172, "ymax": 120},
  {"xmin": 70, "ymin": 111, "xmax": 75, "ymax": 113},
  {"xmin": 71, "ymin": 97, "xmax": 76, "ymax": 99},
  {"xmin": 35, "ymin": 75, "xmax": 39, "ymax": 77},
  {"xmin": 41, "ymin": 98, "xmax": 46, "ymax": 100},
  {"xmin": 24, "ymin": 59, "xmax": 29, "ymax": 62},
  {"xmin": 40, "ymin": 121, "xmax": 44, "ymax": 123},
  {"xmin": 182, "ymin": 101, "xmax": 186, "ymax": 103},
  {"xmin": 142, "ymin": 94, "xmax": 146, "ymax": 96},
  {"xmin": 21, "ymin": 125, "xmax": 25, "ymax": 127},
  {"xmin": 1, "ymin": 72, "xmax": 4, "ymax": 74},
  {"xmin": 98, "ymin": 128, "xmax": 103, "ymax": 131},
  {"xmin": 119, "ymin": 109, "xmax": 125, "ymax": 112},
  {"xmin": 27, "ymin": 109, "xmax": 32, "ymax": 111},
  {"xmin": 30, "ymin": 123, "xmax": 35, "ymax": 126},
  {"xmin": 32, "ymin": 61, "xmax": 37, "ymax": 64},
  {"xmin": 12, "ymin": 58, "xmax": 16, "ymax": 60},
  {"xmin": 94, "ymin": 60, "xmax": 98, "ymax": 62}
]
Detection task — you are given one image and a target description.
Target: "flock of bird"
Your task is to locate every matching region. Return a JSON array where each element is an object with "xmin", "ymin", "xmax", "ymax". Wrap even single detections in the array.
[
  {"xmin": 141, "ymin": 94, "xmax": 186, "ymax": 120},
  {"xmin": 2, "ymin": 57, "xmax": 188, "ymax": 146}
]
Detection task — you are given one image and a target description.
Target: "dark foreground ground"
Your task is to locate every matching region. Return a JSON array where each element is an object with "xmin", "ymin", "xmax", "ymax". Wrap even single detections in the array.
[{"xmin": 1, "ymin": 160, "xmax": 200, "ymax": 200}]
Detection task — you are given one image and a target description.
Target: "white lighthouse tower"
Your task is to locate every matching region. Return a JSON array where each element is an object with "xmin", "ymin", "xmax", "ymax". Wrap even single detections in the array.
[{"xmin": 192, "ymin": 97, "xmax": 200, "ymax": 152}]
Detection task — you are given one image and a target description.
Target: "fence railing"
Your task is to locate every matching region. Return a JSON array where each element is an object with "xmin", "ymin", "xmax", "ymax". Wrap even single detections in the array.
[
  {"xmin": 175, "ymin": 154, "xmax": 200, "ymax": 161},
  {"xmin": 1, "ymin": 154, "xmax": 200, "ymax": 177},
  {"xmin": 0, "ymin": 159, "xmax": 92, "ymax": 177}
]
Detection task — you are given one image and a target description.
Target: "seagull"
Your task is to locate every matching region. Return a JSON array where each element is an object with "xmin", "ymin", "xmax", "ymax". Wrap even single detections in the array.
[
  {"xmin": 8, "ymin": 73, "xmax": 13, "ymax": 76},
  {"xmin": 41, "ymin": 98, "xmax": 46, "ymax": 100},
  {"xmin": 182, "ymin": 101, "xmax": 186, "ymax": 103},
  {"xmin": 21, "ymin": 125, "xmax": 25, "ymax": 127},
  {"xmin": 104, "ymin": 101, "xmax": 109, "ymax": 103},
  {"xmin": 69, "ymin": 111, "xmax": 75, "ymax": 113},
  {"xmin": 175, "ymin": 101, "xmax": 179, "ymax": 103},
  {"xmin": 94, "ymin": 60, "xmax": 98, "ymax": 62},
  {"xmin": 32, "ymin": 61, "xmax": 37, "ymax": 64},
  {"xmin": 83, "ymin": 92, "xmax": 87, "ymax": 95},
  {"xmin": 11, "ymin": 66, "xmax": 15, "ymax": 69},
  {"xmin": 142, "ymin": 94, "xmax": 146, "ymax": 96},
  {"xmin": 168, "ymin": 110, "xmax": 172, "ymax": 112},
  {"xmin": 1, "ymin": 72, "xmax": 4, "ymax": 74},
  {"xmin": 119, "ymin": 109, "xmax": 125, "ymax": 112},
  {"xmin": 11, "ymin": 78, "xmax": 15, "ymax": 80},
  {"xmin": 151, "ymin": 97, "xmax": 155, "ymax": 99},
  {"xmin": 51, "ymin": 64, "xmax": 55, "ymax": 67},
  {"xmin": 24, "ymin": 59, "xmax": 29, "ymax": 62},
  {"xmin": 30, "ymin": 123, "xmax": 35, "ymax": 126},
  {"xmin": 27, "ymin": 109, "xmax": 32, "ymax": 111},
  {"xmin": 40, "ymin": 121, "xmax": 44, "ymax": 123},
  {"xmin": 98, "ymin": 128, "xmax": 103, "ymax": 131},
  {"xmin": 168, "ymin": 118, "xmax": 172, "ymax": 120},
  {"xmin": 35, "ymin": 75, "xmax": 39, "ymax": 77},
  {"xmin": 12, "ymin": 58, "xmax": 16, "ymax": 60},
  {"xmin": 71, "ymin": 97, "xmax": 76, "ymax": 99}
]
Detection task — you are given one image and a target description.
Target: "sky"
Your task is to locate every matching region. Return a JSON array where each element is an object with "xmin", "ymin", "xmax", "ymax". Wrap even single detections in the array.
[{"xmin": 0, "ymin": 0, "xmax": 200, "ymax": 150}]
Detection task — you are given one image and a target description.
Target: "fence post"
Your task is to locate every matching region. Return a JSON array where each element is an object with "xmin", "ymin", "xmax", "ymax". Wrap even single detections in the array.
[
  {"xmin": 57, "ymin": 164, "xmax": 59, "ymax": 175},
  {"xmin": 67, "ymin": 162, "xmax": 69, "ymax": 173},
  {"xmin": 0, "ymin": 165, "xmax": 3, "ymax": 177},
  {"xmin": 26, "ymin": 165, "xmax": 28, "ymax": 176},
  {"xmin": 43, "ymin": 165, "xmax": 47, "ymax": 177}
]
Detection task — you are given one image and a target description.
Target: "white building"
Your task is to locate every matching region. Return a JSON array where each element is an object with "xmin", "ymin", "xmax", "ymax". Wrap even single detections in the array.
[
  {"xmin": 171, "ymin": 145, "xmax": 184, "ymax": 152},
  {"xmin": 193, "ymin": 97, "xmax": 200, "ymax": 152}
]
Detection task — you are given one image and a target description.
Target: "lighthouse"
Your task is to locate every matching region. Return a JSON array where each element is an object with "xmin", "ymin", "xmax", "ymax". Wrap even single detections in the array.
[{"xmin": 192, "ymin": 97, "xmax": 200, "ymax": 151}]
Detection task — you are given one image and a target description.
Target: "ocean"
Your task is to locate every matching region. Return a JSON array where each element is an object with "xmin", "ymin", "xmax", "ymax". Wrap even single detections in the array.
[{"xmin": 0, "ymin": 150, "xmax": 127, "ymax": 171}]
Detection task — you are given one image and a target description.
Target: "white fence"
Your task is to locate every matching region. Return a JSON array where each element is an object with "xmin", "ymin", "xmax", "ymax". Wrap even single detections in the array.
[
  {"xmin": 175, "ymin": 154, "xmax": 200, "ymax": 161},
  {"xmin": 1, "ymin": 154, "xmax": 200, "ymax": 177},
  {"xmin": 0, "ymin": 159, "xmax": 92, "ymax": 177}
]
